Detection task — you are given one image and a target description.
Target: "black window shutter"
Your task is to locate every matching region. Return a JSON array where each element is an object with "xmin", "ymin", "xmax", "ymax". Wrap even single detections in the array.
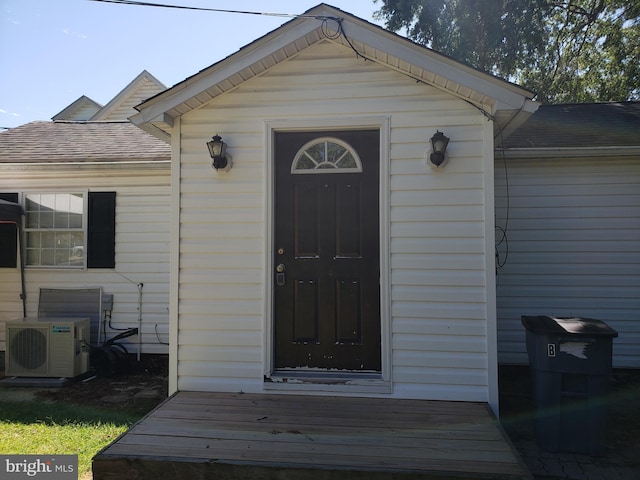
[
  {"xmin": 87, "ymin": 192, "xmax": 116, "ymax": 268},
  {"xmin": 0, "ymin": 193, "xmax": 19, "ymax": 268}
]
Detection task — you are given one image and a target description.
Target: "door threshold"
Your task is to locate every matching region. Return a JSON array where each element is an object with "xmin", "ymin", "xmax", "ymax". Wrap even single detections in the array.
[{"xmin": 264, "ymin": 370, "xmax": 391, "ymax": 394}]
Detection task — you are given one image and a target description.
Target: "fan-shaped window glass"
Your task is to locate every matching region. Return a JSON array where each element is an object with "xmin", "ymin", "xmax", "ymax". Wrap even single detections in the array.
[{"xmin": 291, "ymin": 137, "xmax": 363, "ymax": 174}]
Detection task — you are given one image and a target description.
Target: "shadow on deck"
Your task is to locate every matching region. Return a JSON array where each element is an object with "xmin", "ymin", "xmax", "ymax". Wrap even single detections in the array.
[{"xmin": 93, "ymin": 392, "xmax": 532, "ymax": 479}]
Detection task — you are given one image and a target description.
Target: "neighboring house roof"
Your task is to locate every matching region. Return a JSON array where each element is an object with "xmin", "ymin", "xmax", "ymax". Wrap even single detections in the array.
[
  {"xmin": 0, "ymin": 121, "xmax": 170, "ymax": 163},
  {"xmin": 51, "ymin": 70, "xmax": 166, "ymax": 124},
  {"xmin": 52, "ymin": 95, "xmax": 103, "ymax": 121},
  {"xmin": 90, "ymin": 70, "xmax": 166, "ymax": 122},
  {"xmin": 131, "ymin": 3, "xmax": 538, "ymax": 141},
  {"xmin": 501, "ymin": 102, "xmax": 640, "ymax": 149}
]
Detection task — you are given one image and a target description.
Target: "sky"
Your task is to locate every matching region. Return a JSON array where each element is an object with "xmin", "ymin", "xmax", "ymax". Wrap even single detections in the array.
[{"xmin": 0, "ymin": 0, "xmax": 385, "ymax": 129}]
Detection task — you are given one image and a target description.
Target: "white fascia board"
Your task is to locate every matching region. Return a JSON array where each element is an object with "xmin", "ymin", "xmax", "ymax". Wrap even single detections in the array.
[
  {"xmin": 129, "ymin": 112, "xmax": 172, "ymax": 142},
  {"xmin": 135, "ymin": 15, "xmax": 323, "ymax": 123},
  {"xmin": 333, "ymin": 14, "xmax": 535, "ymax": 110},
  {"xmin": 136, "ymin": 5, "xmax": 536, "ymax": 125},
  {"xmin": 521, "ymin": 98, "xmax": 540, "ymax": 113},
  {"xmin": 494, "ymin": 99, "xmax": 540, "ymax": 140}
]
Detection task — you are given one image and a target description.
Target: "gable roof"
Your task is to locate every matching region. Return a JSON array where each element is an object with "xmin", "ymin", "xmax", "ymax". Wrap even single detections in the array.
[
  {"xmin": 131, "ymin": 3, "xmax": 538, "ymax": 141},
  {"xmin": 501, "ymin": 102, "xmax": 640, "ymax": 148},
  {"xmin": 90, "ymin": 70, "xmax": 166, "ymax": 122},
  {"xmin": 0, "ymin": 121, "xmax": 170, "ymax": 164},
  {"xmin": 52, "ymin": 95, "xmax": 103, "ymax": 121}
]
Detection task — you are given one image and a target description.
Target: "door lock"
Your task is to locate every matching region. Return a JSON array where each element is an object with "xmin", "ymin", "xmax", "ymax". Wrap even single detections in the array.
[{"xmin": 275, "ymin": 264, "xmax": 287, "ymax": 287}]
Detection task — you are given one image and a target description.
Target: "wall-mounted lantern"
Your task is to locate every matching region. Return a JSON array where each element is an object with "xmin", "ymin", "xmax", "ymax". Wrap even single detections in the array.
[
  {"xmin": 207, "ymin": 134, "xmax": 232, "ymax": 171},
  {"xmin": 428, "ymin": 130, "xmax": 450, "ymax": 167}
]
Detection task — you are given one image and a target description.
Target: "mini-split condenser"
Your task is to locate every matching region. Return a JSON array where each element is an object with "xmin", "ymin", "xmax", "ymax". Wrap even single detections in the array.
[{"xmin": 6, "ymin": 317, "xmax": 90, "ymax": 378}]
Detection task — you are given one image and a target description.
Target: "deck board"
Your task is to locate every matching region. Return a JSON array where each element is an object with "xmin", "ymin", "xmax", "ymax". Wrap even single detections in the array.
[{"xmin": 93, "ymin": 391, "xmax": 532, "ymax": 480}]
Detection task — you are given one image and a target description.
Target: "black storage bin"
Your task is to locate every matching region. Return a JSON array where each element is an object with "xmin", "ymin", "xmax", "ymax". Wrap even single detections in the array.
[{"xmin": 521, "ymin": 315, "xmax": 618, "ymax": 455}]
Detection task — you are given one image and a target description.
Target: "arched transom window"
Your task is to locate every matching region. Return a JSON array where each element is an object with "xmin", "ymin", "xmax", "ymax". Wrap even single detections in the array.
[{"xmin": 291, "ymin": 137, "xmax": 363, "ymax": 174}]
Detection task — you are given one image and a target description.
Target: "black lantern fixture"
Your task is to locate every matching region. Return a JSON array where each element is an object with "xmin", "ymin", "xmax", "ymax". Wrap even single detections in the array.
[
  {"xmin": 429, "ymin": 130, "xmax": 450, "ymax": 167},
  {"xmin": 207, "ymin": 134, "xmax": 229, "ymax": 171}
]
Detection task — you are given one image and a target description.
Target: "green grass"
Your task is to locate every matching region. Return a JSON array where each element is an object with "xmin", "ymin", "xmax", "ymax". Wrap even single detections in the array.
[{"xmin": 0, "ymin": 399, "xmax": 140, "ymax": 479}]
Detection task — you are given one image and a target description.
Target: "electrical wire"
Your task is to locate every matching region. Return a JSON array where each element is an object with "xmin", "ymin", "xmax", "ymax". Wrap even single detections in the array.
[
  {"xmin": 495, "ymin": 127, "xmax": 511, "ymax": 273},
  {"xmin": 155, "ymin": 323, "xmax": 170, "ymax": 345},
  {"xmin": 88, "ymin": 0, "xmax": 495, "ymax": 121},
  {"xmin": 321, "ymin": 17, "xmax": 343, "ymax": 40},
  {"xmin": 86, "ymin": 0, "xmax": 334, "ymax": 20},
  {"xmin": 331, "ymin": 15, "xmax": 497, "ymax": 120}
]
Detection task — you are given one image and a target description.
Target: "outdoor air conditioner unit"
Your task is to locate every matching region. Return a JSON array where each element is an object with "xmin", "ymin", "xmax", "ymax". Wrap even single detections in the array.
[{"xmin": 6, "ymin": 318, "xmax": 90, "ymax": 378}]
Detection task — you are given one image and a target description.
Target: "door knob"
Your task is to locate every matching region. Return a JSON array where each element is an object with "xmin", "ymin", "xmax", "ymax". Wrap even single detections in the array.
[{"xmin": 275, "ymin": 264, "xmax": 286, "ymax": 286}]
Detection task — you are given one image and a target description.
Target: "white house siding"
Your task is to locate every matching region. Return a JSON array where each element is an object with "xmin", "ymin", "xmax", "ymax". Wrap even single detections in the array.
[
  {"xmin": 175, "ymin": 40, "xmax": 495, "ymax": 402},
  {"xmin": 495, "ymin": 155, "xmax": 640, "ymax": 368},
  {"xmin": 0, "ymin": 167, "xmax": 171, "ymax": 355}
]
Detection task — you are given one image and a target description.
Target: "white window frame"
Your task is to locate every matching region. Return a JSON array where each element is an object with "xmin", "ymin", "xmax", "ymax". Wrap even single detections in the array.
[{"xmin": 23, "ymin": 191, "xmax": 88, "ymax": 269}]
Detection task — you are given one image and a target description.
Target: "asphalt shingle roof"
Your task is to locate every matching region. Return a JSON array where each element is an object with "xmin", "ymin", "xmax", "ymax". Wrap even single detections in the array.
[
  {"xmin": 501, "ymin": 102, "xmax": 640, "ymax": 149},
  {"xmin": 0, "ymin": 121, "xmax": 170, "ymax": 163}
]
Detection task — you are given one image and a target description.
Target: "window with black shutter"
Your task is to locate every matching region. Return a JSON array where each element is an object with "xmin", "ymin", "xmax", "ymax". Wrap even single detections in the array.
[
  {"xmin": 87, "ymin": 192, "xmax": 116, "ymax": 268},
  {"xmin": 0, "ymin": 193, "xmax": 20, "ymax": 268}
]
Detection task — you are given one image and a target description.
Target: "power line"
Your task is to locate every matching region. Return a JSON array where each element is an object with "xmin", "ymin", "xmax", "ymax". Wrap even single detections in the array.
[{"xmin": 86, "ymin": 0, "xmax": 330, "ymax": 19}]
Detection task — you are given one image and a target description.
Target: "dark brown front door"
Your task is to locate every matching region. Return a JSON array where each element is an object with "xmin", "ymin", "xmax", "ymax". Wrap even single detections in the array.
[{"xmin": 274, "ymin": 130, "xmax": 381, "ymax": 372}]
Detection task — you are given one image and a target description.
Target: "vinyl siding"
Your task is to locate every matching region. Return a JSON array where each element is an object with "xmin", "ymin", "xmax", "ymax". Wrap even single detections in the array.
[
  {"xmin": 176, "ymin": 40, "xmax": 493, "ymax": 401},
  {"xmin": 66, "ymin": 103, "xmax": 101, "ymax": 121},
  {"xmin": 0, "ymin": 168, "xmax": 170, "ymax": 355},
  {"xmin": 93, "ymin": 76, "xmax": 165, "ymax": 122},
  {"xmin": 495, "ymin": 156, "xmax": 640, "ymax": 368}
]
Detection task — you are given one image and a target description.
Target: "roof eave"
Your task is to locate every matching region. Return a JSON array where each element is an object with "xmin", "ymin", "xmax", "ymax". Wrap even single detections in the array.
[
  {"xmin": 135, "ymin": 4, "xmax": 538, "ymax": 136},
  {"xmin": 129, "ymin": 111, "xmax": 173, "ymax": 141},
  {"xmin": 134, "ymin": 11, "xmax": 328, "ymax": 129},
  {"xmin": 494, "ymin": 99, "xmax": 540, "ymax": 142}
]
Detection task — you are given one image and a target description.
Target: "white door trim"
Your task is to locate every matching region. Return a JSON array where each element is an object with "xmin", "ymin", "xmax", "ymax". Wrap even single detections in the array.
[{"xmin": 262, "ymin": 116, "xmax": 392, "ymax": 393}]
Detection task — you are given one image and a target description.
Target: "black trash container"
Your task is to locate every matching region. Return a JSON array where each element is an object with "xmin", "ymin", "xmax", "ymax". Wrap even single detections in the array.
[{"xmin": 521, "ymin": 315, "xmax": 618, "ymax": 455}]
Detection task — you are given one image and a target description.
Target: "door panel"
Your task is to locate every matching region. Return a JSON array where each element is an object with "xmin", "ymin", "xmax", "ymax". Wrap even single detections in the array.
[
  {"xmin": 294, "ymin": 183, "xmax": 319, "ymax": 257},
  {"xmin": 336, "ymin": 184, "xmax": 361, "ymax": 257},
  {"xmin": 274, "ymin": 130, "xmax": 380, "ymax": 372},
  {"xmin": 335, "ymin": 278, "xmax": 361, "ymax": 343},
  {"xmin": 293, "ymin": 279, "xmax": 319, "ymax": 342}
]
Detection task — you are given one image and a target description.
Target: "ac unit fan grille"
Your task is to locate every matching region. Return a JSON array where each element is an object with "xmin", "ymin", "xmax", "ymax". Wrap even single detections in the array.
[{"xmin": 11, "ymin": 328, "xmax": 47, "ymax": 370}]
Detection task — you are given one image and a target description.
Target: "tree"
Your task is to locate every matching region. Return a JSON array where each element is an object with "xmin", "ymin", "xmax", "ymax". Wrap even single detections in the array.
[{"xmin": 374, "ymin": 0, "xmax": 640, "ymax": 103}]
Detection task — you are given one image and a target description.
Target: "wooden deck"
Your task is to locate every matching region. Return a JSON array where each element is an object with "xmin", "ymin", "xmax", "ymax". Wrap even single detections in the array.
[{"xmin": 93, "ymin": 392, "xmax": 532, "ymax": 480}]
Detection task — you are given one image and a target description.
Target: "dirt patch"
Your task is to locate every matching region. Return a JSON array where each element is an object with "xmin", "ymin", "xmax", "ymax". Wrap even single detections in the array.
[{"xmin": 33, "ymin": 354, "xmax": 169, "ymax": 415}]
